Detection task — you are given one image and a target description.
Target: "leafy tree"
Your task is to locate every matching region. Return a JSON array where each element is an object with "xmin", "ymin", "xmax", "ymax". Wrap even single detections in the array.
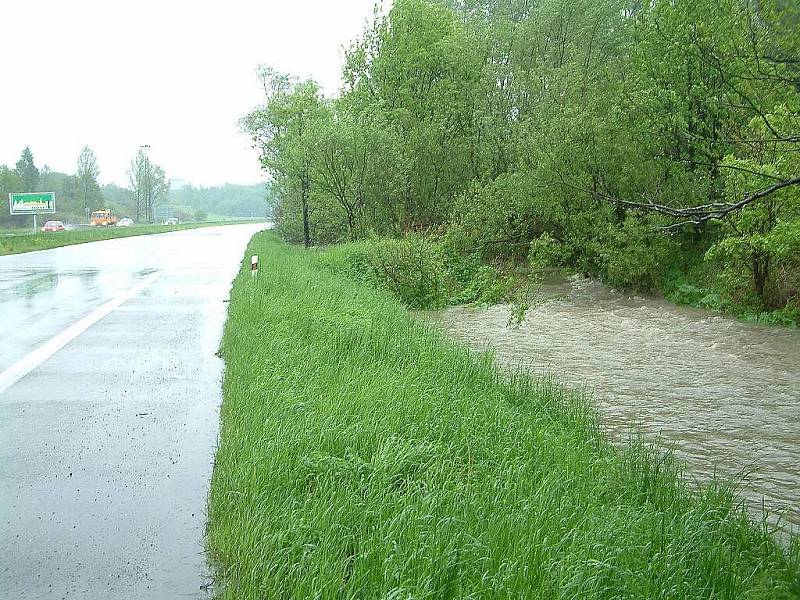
[
  {"xmin": 127, "ymin": 149, "xmax": 169, "ymax": 223},
  {"xmin": 242, "ymin": 67, "xmax": 328, "ymax": 247},
  {"xmin": 14, "ymin": 147, "xmax": 39, "ymax": 192},
  {"xmin": 312, "ymin": 110, "xmax": 407, "ymax": 239},
  {"xmin": 76, "ymin": 145, "xmax": 101, "ymax": 217},
  {"xmin": 0, "ymin": 166, "xmax": 24, "ymax": 227},
  {"xmin": 706, "ymin": 108, "xmax": 800, "ymax": 307},
  {"xmin": 343, "ymin": 0, "xmax": 483, "ymax": 227},
  {"xmin": 246, "ymin": 0, "xmax": 800, "ymax": 317}
]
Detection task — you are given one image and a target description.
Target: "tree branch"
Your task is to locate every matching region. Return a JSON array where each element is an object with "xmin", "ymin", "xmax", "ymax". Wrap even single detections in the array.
[{"xmin": 612, "ymin": 177, "xmax": 800, "ymax": 226}]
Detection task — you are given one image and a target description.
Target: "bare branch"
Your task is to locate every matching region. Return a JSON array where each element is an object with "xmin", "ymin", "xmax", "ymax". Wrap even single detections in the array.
[
  {"xmin": 554, "ymin": 168, "xmax": 800, "ymax": 228},
  {"xmin": 613, "ymin": 177, "xmax": 800, "ymax": 225}
]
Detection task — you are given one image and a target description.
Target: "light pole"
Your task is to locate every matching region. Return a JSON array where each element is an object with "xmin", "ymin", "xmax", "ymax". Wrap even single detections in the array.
[{"xmin": 139, "ymin": 145, "xmax": 151, "ymax": 222}]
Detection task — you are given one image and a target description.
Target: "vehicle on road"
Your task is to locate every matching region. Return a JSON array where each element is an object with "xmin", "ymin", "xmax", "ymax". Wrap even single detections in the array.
[
  {"xmin": 163, "ymin": 218, "xmax": 179, "ymax": 226},
  {"xmin": 117, "ymin": 218, "xmax": 134, "ymax": 227},
  {"xmin": 41, "ymin": 220, "xmax": 65, "ymax": 232},
  {"xmin": 90, "ymin": 210, "xmax": 119, "ymax": 227}
]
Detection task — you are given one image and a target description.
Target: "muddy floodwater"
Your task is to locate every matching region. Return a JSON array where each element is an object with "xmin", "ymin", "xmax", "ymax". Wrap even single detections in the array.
[{"xmin": 425, "ymin": 275, "xmax": 800, "ymax": 533}]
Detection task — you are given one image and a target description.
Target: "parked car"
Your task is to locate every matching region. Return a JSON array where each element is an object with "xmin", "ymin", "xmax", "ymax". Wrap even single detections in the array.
[
  {"xmin": 117, "ymin": 218, "xmax": 134, "ymax": 227},
  {"xmin": 163, "ymin": 218, "xmax": 179, "ymax": 226},
  {"xmin": 41, "ymin": 220, "xmax": 65, "ymax": 232}
]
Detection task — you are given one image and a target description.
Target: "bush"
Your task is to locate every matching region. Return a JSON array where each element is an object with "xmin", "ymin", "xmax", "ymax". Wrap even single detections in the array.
[
  {"xmin": 317, "ymin": 235, "xmax": 515, "ymax": 309},
  {"xmin": 529, "ymin": 232, "xmax": 571, "ymax": 270},
  {"xmin": 741, "ymin": 304, "xmax": 800, "ymax": 328},
  {"xmin": 594, "ymin": 217, "xmax": 671, "ymax": 292},
  {"xmin": 316, "ymin": 236, "xmax": 451, "ymax": 309},
  {"xmin": 440, "ymin": 238, "xmax": 515, "ymax": 306}
]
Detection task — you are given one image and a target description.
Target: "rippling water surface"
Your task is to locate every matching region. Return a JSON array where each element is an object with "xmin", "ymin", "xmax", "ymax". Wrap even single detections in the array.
[{"xmin": 426, "ymin": 275, "xmax": 800, "ymax": 532}]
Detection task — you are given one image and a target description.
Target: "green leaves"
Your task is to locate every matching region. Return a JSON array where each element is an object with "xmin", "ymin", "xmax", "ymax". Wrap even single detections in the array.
[
  {"xmin": 14, "ymin": 146, "xmax": 39, "ymax": 193},
  {"xmin": 244, "ymin": 0, "xmax": 799, "ymax": 320}
]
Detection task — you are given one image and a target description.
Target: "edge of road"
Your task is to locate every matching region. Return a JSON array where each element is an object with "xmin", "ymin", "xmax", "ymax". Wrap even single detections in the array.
[{"xmin": 0, "ymin": 220, "xmax": 269, "ymax": 257}]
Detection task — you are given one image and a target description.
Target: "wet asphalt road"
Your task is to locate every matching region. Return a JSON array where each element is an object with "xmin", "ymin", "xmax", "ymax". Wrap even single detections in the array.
[{"xmin": 0, "ymin": 223, "xmax": 265, "ymax": 599}]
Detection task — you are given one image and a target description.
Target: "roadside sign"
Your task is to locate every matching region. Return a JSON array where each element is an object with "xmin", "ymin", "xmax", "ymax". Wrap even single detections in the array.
[{"xmin": 9, "ymin": 192, "xmax": 56, "ymax": 215}]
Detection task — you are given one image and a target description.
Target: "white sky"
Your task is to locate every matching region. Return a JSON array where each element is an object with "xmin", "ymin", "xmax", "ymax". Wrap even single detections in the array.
[{"xmin": 0, "ymin": 0, "xmax": 383, "ymax": 187}]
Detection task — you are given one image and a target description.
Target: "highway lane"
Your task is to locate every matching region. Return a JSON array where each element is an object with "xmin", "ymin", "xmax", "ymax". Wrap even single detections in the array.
[{"xmin": 0, "ymin": 223, "xmax": 265, "ymax": 599}]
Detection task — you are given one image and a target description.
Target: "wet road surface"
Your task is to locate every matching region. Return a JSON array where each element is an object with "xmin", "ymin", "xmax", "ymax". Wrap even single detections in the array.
[
  {"xmin": 427, "ymin": 274, "xmax": 800, "ymax": 535},
  {"xmin": 0, "ymin": 224, "xmax": 264, "ymax": 599}
]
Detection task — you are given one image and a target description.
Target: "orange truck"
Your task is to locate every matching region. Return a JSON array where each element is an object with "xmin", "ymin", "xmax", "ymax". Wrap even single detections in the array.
[{"xmin": 89, "ymin": 209, "xmax": 119, "ymax": 227}]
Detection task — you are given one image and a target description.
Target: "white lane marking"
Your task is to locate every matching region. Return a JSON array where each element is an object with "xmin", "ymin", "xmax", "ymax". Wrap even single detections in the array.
[{"xmin": 0, "ymin": 272, "xmax": 161, "ymax": 395}]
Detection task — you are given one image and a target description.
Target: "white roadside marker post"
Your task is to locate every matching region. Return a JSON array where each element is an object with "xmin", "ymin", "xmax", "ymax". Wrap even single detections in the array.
[{"xmin": 251, "ymin": 255, "xmax": 258, "ymax": 278}]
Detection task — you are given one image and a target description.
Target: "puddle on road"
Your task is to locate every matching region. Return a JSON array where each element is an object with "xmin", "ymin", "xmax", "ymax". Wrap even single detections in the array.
[{"xmin": 12, "ymin": 272, "xmax": 59, "ymax": 298}]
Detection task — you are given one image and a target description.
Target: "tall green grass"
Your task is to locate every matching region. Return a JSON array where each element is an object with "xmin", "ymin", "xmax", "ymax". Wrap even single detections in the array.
[{"xmin": 208, "ymin": 231, "xmax": 799, "ymax": 599}]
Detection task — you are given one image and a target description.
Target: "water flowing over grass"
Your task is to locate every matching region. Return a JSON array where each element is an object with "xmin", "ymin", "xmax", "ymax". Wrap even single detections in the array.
[{"xmin": 207, "ymin": 231, "xmax": 800, "ymax": 599}]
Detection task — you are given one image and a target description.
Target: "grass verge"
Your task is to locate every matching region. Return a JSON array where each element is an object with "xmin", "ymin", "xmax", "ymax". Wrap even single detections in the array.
[
  {"xmin": 208, "ymin": 230, "xmax": 800, "ymax": 599},
  {"xmin": 0, "ymin": 220, "xmax": 264, "ymax": 256}
]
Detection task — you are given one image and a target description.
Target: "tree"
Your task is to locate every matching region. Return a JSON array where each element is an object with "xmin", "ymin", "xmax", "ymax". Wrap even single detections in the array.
[
  {"xmin": 604, "ymin": 0, "xmax": 800, "ymax": 222},
  {"xmin": 14, "ymin": 147, "xmax": 39, "ymax": 192},
  {"xmin": 244, "ymin": 0, "xmax": 800, "ymax": 316},
  {"xmin": 242, "ymin": 67, "xmax": 328, "ymax": 247},
  {"xmin": 343, "ymin": 0, "xmax": 483, "ymax": 227},
  {"xmin": 127, "ymin": 149, "xmax": 169, "ymax": 223},
  {"xmin": 76, "ymin": 145, "xmax": 100, "ymax": 217},
  {"xmin": 312, "ymin": 112, "xmax": 407, "ymax": 239},
  {"xmin": 0, "ymin": 166, "xmax": 24, "ymax": 227}
]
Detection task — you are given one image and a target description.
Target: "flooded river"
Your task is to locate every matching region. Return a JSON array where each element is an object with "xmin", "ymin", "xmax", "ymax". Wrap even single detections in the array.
[{"xmin": 426, "ymin": 275, "xmax": 800, "ymax": 532}]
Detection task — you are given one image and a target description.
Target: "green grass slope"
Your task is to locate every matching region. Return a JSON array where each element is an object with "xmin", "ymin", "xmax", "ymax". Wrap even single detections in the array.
[{"xmin": 208, "ymin": 231, "xmax": 799, "ymax": 599}]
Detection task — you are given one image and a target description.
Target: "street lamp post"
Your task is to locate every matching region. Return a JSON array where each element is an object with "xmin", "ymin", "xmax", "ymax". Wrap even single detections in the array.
[{"xmin": 139, "ymin": 145, "xmax": 151, "ymax": 222}]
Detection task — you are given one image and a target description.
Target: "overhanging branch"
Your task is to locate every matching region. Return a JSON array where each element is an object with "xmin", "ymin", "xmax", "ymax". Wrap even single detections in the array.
[{"xmin": 558, "ymin": 172, "xmax": 800, "ymax": 228}]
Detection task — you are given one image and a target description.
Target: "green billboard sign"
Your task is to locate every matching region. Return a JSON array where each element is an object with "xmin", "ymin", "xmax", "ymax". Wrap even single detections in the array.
[{"xmin": 9, "ymin": 192, "xmax": 56, "ymax": 215}]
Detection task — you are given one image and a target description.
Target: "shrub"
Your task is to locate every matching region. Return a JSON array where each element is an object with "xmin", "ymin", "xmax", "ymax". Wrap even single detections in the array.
[
  {"xmin": 594, "ymin": 217, "xmax": 671, "ymax": 292},
  {"xmin": 318, "ymin": 235, "xmax": 515, "ymax": 309},
  {"xmin": 316, "ymin": 236, "xmax": 451, "ymax": 309}
]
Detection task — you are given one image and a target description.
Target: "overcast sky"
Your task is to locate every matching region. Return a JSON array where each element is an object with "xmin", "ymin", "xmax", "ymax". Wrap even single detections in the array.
[{"xmin": 0, "ymin": 0, "xmax": 383, "ymax": 188}]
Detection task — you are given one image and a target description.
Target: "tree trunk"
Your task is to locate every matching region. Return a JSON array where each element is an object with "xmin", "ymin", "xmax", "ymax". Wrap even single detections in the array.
[
  {"xmin": 752, "ymin": 253, "xmax": 770, "ymax": 305},
  {"xmin": 347, "ymin": 210, "xmax": 355, "ymax": 241},
  {"xmin": 301, "ymin": 174, "xmax": 310, "ymax": 249}
]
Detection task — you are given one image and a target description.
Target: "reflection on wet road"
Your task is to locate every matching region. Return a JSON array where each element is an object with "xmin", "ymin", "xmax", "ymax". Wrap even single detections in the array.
[
  {"xmin": 0, "ymin": 265, "xmax": 152, "ymax": 371},
  {"xmin": 427, "ymin": 275, "xmax": 800, "ymax": 535},
  {"xmin": 0, "ymin": 224, "xmax": 265, "ymax": 599}
]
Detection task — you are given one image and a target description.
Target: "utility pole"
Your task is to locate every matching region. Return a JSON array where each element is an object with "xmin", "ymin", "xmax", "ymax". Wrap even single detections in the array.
[{"xmin": 140, "ymin": 145, "xmax": 151, "ymax": 222}]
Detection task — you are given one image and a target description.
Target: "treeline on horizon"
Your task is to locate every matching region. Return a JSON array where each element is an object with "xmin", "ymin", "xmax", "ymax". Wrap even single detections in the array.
[
  {"xmin": 245, "ymin": 0, "xmax": 799, "ymax": 322},
  {"xmin": 1, "ymin": 146, "xmax": 271, "ymax": 227}
]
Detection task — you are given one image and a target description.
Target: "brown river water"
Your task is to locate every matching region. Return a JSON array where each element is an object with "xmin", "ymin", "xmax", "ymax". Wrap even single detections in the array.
[{"xmin": 425, "ymin": 274, "xmax": 800, "ymax": 534}]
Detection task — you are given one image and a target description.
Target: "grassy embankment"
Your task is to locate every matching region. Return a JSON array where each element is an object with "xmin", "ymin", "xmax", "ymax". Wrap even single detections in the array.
[
  {"xmin": 0, "ymin": 220, "xmax": 263, "ymax": 256},
  {"xmin": 208, "ymin": 230, "xmax": 799, "ymax": 598}
]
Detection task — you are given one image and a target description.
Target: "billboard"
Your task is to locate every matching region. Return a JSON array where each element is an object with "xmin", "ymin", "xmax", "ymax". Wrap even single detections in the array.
[{"xmin": 9, "ymin": 192, "xmax": 56, "ymax": 215}]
